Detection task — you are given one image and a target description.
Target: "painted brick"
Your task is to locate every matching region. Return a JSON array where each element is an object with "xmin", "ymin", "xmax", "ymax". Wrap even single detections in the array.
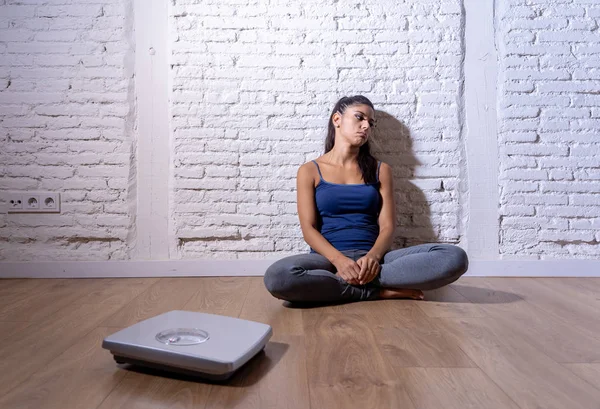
[{"xmin": 2, "ymin": 0, "xmax": 599, "ymax": 262}]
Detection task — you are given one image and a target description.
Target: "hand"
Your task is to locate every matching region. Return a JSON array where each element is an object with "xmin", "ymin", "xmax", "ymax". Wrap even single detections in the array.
[
  {"xmin": 356, "ymin": 254, "xmax": 381, "ymax": 285},
  {"xmin": 331, "ymin": 255, "xmax": 361, "ymax": 285}
]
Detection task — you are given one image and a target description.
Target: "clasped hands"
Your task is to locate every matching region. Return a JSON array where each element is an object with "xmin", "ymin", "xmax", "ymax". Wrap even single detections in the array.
[{"xmin": 332, "ymin": 253, "xmax": 381, "ymax": 286}]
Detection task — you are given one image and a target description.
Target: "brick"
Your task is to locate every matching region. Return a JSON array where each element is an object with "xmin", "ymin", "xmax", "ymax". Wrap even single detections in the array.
[
  {"xmin": 1, "ymin": 6, "xmax": 36, "ymax": 17},
  {"xmin": 521, "ymin": 194, "xmax": 568, "ymax": 205},
  {"xmin": 67, "ymin": 141, "xmax": 121, "ymax": 153},
  {"xmin": 75, "ymin": 214, "xmax": 129, "ymax": 227},
  {"xmin": 571, "ymin": 144, "xmax": 600, "ymax": 156},
  {"xmin": 541, "ymin": 108, "xmax": 590, "ymax": 118},
  {"xmin": 503, "ymin": 6, "xmax": 537, "ymax": 18},
  {"xmin": 539, "ymin": 81, "xmax": 600, "ymax": 93},
  {"xmin": 0, "ymin": 177, "xmax": 39, "ymax": 190},
  {"xmin": 573, "ymin": 69, "xmax": 600, "ymax": 80},
  {"xmin": 500, "ymin": 157, "xmax": 537, "ymax": 170},
  {"xmin": 510, "ymin": 17, "xmax": 568, "ymax": 30},
  {"xmin": 503, "ymin": 217, "xmax": 568, "ymax": 230},
  {"xmin": 502, "ymin": 144, "xmax": 569, "ymax": 156},
  {"xmin": 541, "ymin": 182, "xmax": 598, "ymax": 193},
  {"xmin": 549, "ymin": 170, "xmax": 574, "ymax": 181},
  {"xmin": 271, "ymin": 18, "xmax": 335, "ymax": 30},
  {"xmin": 200, "ymin": 239, "xmax": 274, "ymax": 252},
  {"xmin": 102, "ymin": 203, "xmax": 129, "ymax": 214},
  {"xmin": 573, "ymin": 94, "xmax": 600, "ymax": 107},
  {"xmin": 500, "ymin": 131, "xmax": 539, "ymax": 142},
  {"xmin": 539, "ymin": 230, "xmax": 595, "ymax": 242},
  {"xmin": 506, "ymin": 44, "xmax": 571, "ymax": 55},
  {"xmin": 502, "ymin": 55, "xmax": 539, "ymax": 68},
  {"xmin": 38, "ymin": 129, "xmax": 102, "ymax": 140},
  {"xmin": 77, "ymin": 166, "xmax": 128, "ymax": 178},
  {"xmin": 0, "ymin": 28, "xmax": 35, "ymax": 42},
  {"xmin": 85, "ymin": 190, "xmax": 120, "ymax": 202},
  {"xmin": 570, "ymin": 219, "xmax": 600, "ymax": 230},
  {"xmin": 502, "ymin": 95, "xmax": 571, "ymax": 108},
  {"xmin": 35, "ymin": 30, "xmax": 79, "ymax": 42},
  {"xmin": 504, "ymin": 69, "xmax": 571, "ymax": 81},
  {"xmin": 37, "ymin": 5, "xmax": 103, "ymax": 17},
  {"xmin": 202, "ymin": 190, "xmax": 263, "ymax": 203},
  {"xmin": 506, "ymin": 31, "xmax": 536, "ymax": 43},
  {"xmin": 41, "ymin": 177, "xmax": 107, "ymax": 190},
  {"xmin": 173, "ymin": 202, "xmax": 237, "ymax": 214},
  {"xmin": 177, "ymin": 227, "xmax": 240, "ymax": 239},
  {"xmin": 35, "ymin": 104, "xmax": 100, "ymax": 116},
  {"xmin": 539, "ymin": 30, "xmax": 597, "ymax": 42},
  {"xmin": 60, "ymin": 203, "xmax": 104, "ymax": 214},
  {"xmin": 202, "ymin": 16, "xmax": 268, "ymax": 29},
  {"xmin": 571, "ymin": 194, "xmax": 600, "ymax": 206},
  {"xmin": 174, "ymin": 178, "xmax": 236, "ymax": 190},
  {"xmin": 540, "ymin": 121, "xmax": 570, "ymax": 131},
  {"xmin": 574, "ymin": 169, "xmax": 600, "ymax": 180},
  {"xmin": 537, "ymin": 206, "xmax": 598, "ymax": 218},
  {"xmin": 499, "ymin": 205, "xmax": 536, "ymax": 216}
]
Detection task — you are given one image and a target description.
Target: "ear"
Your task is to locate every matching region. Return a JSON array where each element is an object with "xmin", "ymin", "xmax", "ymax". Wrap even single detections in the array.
[{"xmin": 332, "ymin": 111, "xmax": 341, "ymax": 128}]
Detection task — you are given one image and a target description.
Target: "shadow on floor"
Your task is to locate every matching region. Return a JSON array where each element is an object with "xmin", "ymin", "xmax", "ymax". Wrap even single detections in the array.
[
  {"xmin": 448, "ymin": 284, "xmax": 522, "ymax": 304},
  {"xmin": 281, "ymin": 284, "xmax": 522, "ymax": 308},
  {"xmin": 117, "ymin": 341, "xmax": 289, "ymax": 387}
]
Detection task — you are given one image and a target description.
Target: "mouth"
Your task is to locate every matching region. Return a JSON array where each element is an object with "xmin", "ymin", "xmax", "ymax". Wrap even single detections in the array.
[{"xmin": 358, "ymin": 133, "xmax": 367, "ymax": 138}]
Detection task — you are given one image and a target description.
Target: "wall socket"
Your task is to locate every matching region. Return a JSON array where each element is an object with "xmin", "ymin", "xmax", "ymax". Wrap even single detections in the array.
[{"xmin": 6, "ymin": 192, "xmax": 60, "ymax": 213}]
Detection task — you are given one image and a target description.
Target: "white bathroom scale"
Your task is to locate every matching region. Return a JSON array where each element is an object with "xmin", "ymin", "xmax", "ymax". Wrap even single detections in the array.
[{"xmin": 102, "ymin": 310, "xmax": 273, "ymax": 381}]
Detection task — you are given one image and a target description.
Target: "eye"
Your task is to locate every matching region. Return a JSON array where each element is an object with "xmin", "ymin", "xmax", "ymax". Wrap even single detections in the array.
[{"xmin": 356, "ymin": 114, "xmax": 375, "ymax": 127}]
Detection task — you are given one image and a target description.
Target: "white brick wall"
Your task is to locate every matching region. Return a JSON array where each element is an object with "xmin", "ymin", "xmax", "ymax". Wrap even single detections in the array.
[
  {"xmin": 170, "ymin": 0, "xmax": 465, "ymax": 259},
  {"xmin": 1, "ymin": 0, "xmax": 599, "ymax": 263},
  {"xmin": 0, "ymin": 0, "xmax": 134, "ymax": 261},
  {"xmin": 498, "ymin": 0, "xmax": 600, "ymax": 259}
]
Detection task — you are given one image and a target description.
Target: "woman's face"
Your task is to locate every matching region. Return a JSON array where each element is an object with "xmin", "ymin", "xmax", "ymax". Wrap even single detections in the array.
[{"xmin": 333, "ymin": 104, "xmax": 376, "ymax": 147}]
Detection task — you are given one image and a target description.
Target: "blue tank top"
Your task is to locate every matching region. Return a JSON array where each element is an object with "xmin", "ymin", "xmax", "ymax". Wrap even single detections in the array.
[{"xmin": 310, "ymin": 160, "xmax": 382, "ymax": 253}]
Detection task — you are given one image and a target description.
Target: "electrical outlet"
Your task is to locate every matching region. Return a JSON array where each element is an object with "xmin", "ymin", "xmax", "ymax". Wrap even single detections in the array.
[
  {"xmin": 7, "ymin": 191, "xmax": 61, "ymax": 213},
  {"xmin": 25, "ymin": 194, "xmax": 40, "ymax": 210},
  {"xmin": 7, "ymin": 193, "xmax": 23, "ymax": 212},
  {"xmin": 40, "ymin": 192, "xmax": 60, "ymax": 212}
]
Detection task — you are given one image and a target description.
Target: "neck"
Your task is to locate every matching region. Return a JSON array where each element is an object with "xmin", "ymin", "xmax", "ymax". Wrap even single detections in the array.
[{"xmin": 326, "ymin": 142, "xmax": 360, "ymax": 167}]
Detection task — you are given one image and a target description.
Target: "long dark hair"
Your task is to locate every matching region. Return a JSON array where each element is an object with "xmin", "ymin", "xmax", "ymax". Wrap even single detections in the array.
[{"xmin": 325, "ymin": 95, "xmax": 378, "ymax": 184}]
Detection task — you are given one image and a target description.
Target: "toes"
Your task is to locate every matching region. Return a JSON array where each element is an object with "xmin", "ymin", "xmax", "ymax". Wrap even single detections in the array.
[{"xmin": 412, "ymin": 290, "xmax": 425, "ymax": 300}]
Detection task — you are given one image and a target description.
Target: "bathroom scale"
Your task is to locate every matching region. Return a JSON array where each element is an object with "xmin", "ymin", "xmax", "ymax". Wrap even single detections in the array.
[{"xmin": 102, "ymin": 310, "xmax": 273, "ymax": 381}]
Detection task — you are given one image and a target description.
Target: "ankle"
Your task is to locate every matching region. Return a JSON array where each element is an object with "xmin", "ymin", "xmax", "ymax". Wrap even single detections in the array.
[{"xmin": 379, "ymin": 288, "xmax": 424, "ymax": 300}]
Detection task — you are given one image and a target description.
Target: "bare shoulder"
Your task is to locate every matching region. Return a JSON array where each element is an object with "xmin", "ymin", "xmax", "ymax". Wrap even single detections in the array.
[
  {"xmin": 378, "ymin": 161, "xmax": 393, "ymax": 183},
  {"xmin": 297, "ymin": 160, "xmax": 317, "ymax": 176},
  {"xmin": 297, "ymin": 160, "xmax": 319, "ymax": 186},
  {"xmin": 378, "ymin": 161, "xmax": 392, "ymax": 173}
]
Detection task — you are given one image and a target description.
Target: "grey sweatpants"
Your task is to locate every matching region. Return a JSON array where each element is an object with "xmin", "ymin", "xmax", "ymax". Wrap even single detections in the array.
[{"xmin": 263, "ymin": 243, "xmax": 469, "ymax": 303}]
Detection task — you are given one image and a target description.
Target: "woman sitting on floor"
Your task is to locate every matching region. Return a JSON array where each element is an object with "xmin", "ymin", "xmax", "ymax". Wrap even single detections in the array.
[{"xmin": 264, "ymin": 95, "xmax": 469, "ymax": 303}]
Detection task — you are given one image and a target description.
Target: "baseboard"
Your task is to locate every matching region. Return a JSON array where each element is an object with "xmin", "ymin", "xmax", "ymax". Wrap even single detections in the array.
[
  {"xmin": 0, "ymin": 259, "xmax": 275, "ymax": 278},
  {"xmin": 0, "ymin": 259, "xmax": 599, "ymax": 278}
]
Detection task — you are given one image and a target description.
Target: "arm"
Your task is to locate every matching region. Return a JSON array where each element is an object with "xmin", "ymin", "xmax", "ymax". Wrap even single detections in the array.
[
  {"xmin": 367, "ymin": 162, "xmax": 396, "ymax": 262},
  {"xmin": 296, "ymin": 163, "xmax": 345, "ymax": 263}
]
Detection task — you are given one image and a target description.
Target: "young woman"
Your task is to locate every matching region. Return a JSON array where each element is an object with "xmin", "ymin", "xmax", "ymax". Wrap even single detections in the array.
[{"xmin": 264, "ymin": 95, "xmax": 469, "ymax": 303}]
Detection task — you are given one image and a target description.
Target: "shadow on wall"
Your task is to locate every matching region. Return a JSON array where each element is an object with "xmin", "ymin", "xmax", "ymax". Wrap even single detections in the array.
[{"xmin": 371, "ymin": 110, "xmax": 438, "ymax": 249}]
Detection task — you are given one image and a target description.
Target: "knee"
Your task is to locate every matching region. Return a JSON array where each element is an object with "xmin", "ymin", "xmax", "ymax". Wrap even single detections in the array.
[
  {"xmin": 263, "ymin": 261, "xmax": 284, "ymax": 296},
  {"xmin": 263, "ymin": 259, "xmax": 299, "ymax": 299},
  {"xmin": 418, "ymin": 245, "xmax": 469, "ymax": 291},
  {"xmin": 443, "ymin": 245, "xmax": 469, "ymax": 278}
]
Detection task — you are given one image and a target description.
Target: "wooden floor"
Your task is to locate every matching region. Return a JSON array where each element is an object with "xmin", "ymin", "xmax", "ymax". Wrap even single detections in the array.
[{"xmin": 1, "ymin": 276, "xmax": 600, "ymax": 409}]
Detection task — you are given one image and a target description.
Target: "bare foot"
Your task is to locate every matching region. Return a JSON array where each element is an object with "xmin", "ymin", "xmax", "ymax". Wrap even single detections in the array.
[{"xmin": 378, "ymin": 288, "xmax": 424, "ymax": 300}]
